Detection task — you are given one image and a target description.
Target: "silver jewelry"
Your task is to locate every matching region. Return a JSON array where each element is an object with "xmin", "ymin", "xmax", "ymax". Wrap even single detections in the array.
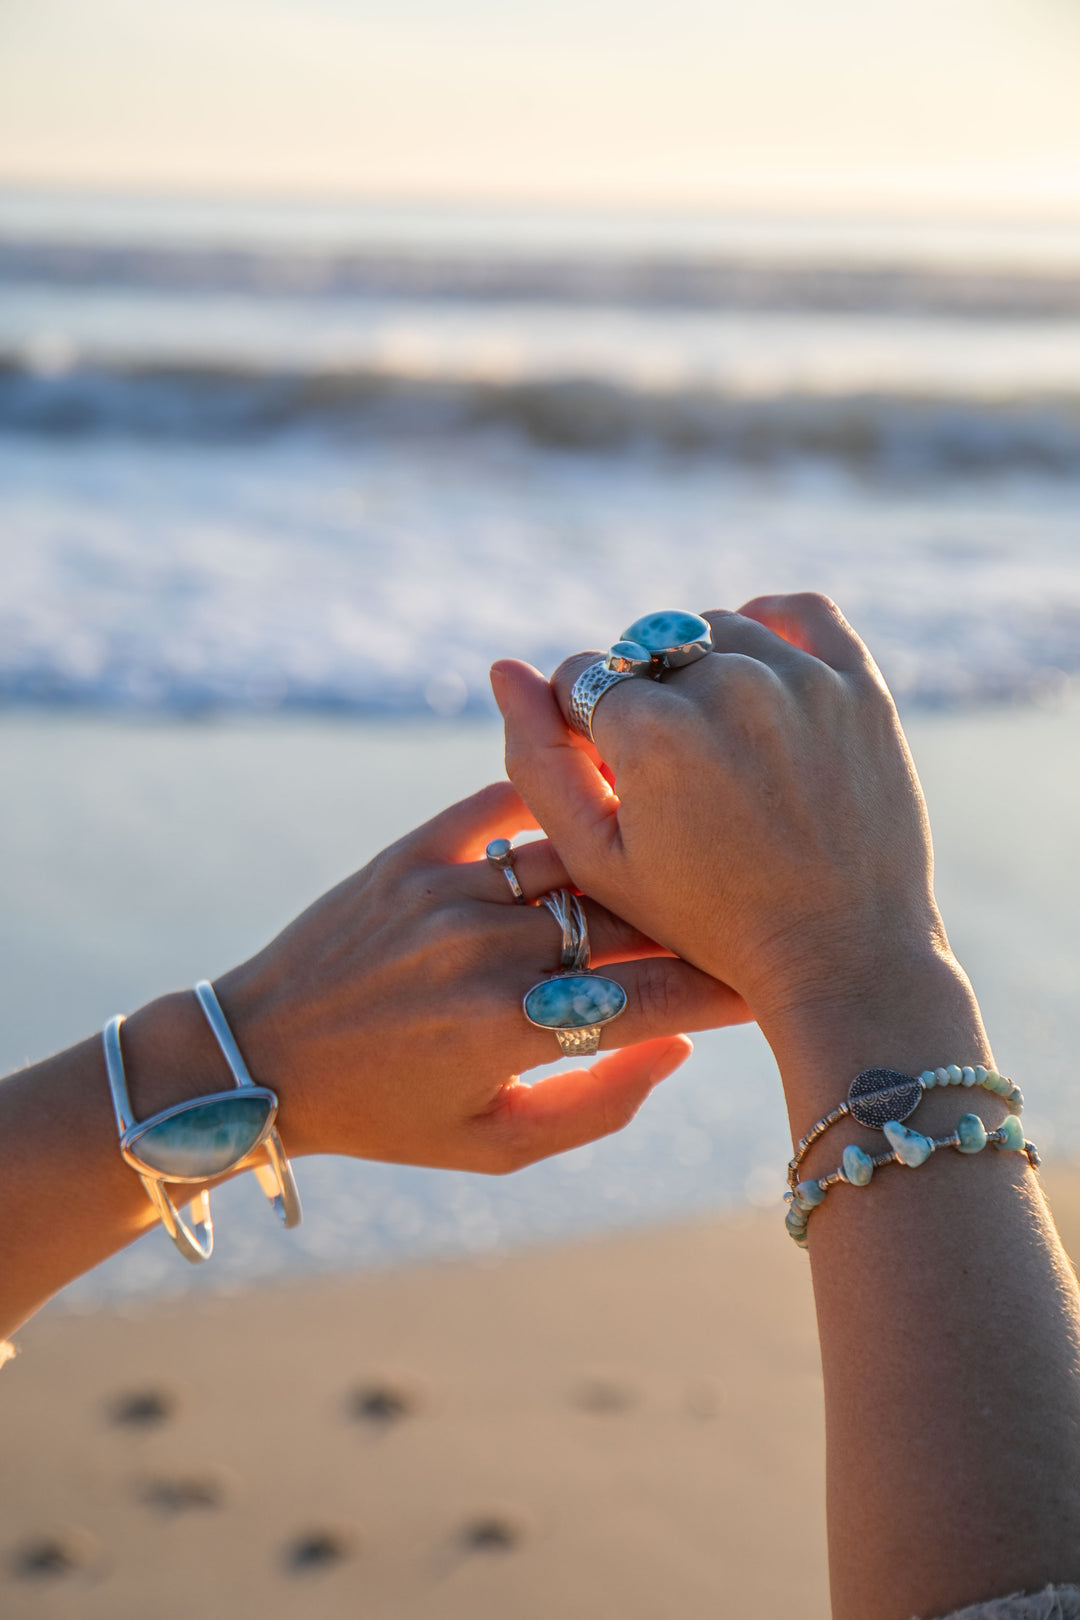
[
  {"xmin": 486, "ymin": 837, "xmax": 527, "ymax": 903},
  {"xmin": 620, "ymin": 610, "xmax": 713, "ymax": 673},
  {"xmin": 103, "ymin": 980, "xmax": 302, "ymax": 1265},
  {"xmin": 541, "ymin": 889, "xmax": 591, "ymax": 972},
  {"xmin": 567, "ymin": 661, "xmax": 636, "ymax": 742},
  {"xmin": 567, "ymin": 610, "xmax": 714, "ymax": 740},
  {"xmin": 522, "ymin": 971, "xmax": 626, "ymax": 1056}
]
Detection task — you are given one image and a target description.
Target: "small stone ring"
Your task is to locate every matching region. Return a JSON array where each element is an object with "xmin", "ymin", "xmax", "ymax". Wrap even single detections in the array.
[
  {"xmin": 523, "ymin": 971, "xmax": 627, "ymax": 1056},
  {"xmin": 486, "ymin": 838, "xmax": 527, "ymax": 903}
]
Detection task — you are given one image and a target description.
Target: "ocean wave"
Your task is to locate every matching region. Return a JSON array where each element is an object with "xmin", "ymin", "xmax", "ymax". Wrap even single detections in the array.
[
  {"xmin": 5, "ymin": 237, "xmax": 1080, "ymax": 318},
  {"xmin": 4, "ymin": 354, "xmax": 1080, "ymax": 474}
]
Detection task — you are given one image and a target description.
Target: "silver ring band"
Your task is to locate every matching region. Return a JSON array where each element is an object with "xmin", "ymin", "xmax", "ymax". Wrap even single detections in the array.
[
  {"xmin": 486, "ymin": 838, "xmax": 527, "ymax": 903},
  {"xmin": 541, "ymin": 889, "xmax": 591, "ymax": 972},
  {"xmin": 568, "ymin": 661, "xmax": 635, "ymax": 742}
]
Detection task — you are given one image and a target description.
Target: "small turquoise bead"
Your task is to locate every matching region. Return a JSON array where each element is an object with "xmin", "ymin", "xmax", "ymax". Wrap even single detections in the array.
[
  {"xmin": 841, "ymin": 1144, "xmax": 874, "ymax": 1186},
  {"xmin": 785, "ymin": 1207, "xmax": 809, "ymax": 1240},
  {"xmin": 956, "ymin": 1113, "xmax": 988, "ymax": 1154},
  {"xmin": 974, "ymin": 1065, "xmax": 989, "ymax": 1083},
  {"xmin": 794, "ymin": 1179, "xmax": 826, "ymax": 1210},
  {"xmin": 1007, "ymin": 1086, "xmax": 1025, "ymax": 1113},
  {"xmin": 995, "ymin": 1115, "xmax": 1025, "ymax": 1152},
  {"xmin": 920, "ymin": 1069, "xmax": 937, "ymax": 1089},
  {"xmin": 946, "ymin": 1064, "xmax": 963, "ymax": 1084},
  {"xmin": 883, "ymin": 1120, "xmax": 935, "ymax": 1167},
  {"xmin": 961, "ymin": 1066, "xmax": 977, "ymax": 1087},
  {"xmin": 935, "ymin": 1067, "xmax": 952, "ymax": 1086},
  {"xmin": 987, "ymin": 1072, "xmax": 1009, "ymax": 1095}
]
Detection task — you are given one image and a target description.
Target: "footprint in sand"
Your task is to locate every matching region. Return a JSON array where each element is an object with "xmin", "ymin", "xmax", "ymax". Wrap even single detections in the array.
[
  {"xmin": 285, "ymin": 1529, "xmax": 357, "ymax": 1572},
  {"xmin": 571, "ymin": 1375, "xmax": 637, "ymax": 1413},
  {"xmin": 138, "ymin": 1468, "xmax": 234, "ymax": 1513},
  {"xmin": 348, "ymin": 1374, "xmax": 426, "ymax": 1426},
  {"xmin": 107, "ymin": 1387, "xmax": 178, "ymax": 1428},
  {"xmin": 459, "ymin": 1509, "xmax": 532, "ymax": 1553},
  {"xmin": 10, "ymin": 1527, "xmax": 102, "ymax": 1580}
]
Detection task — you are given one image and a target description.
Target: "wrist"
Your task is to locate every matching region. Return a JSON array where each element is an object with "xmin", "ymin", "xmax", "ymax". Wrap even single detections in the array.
[{"xmin": 757, "ymin": 945, "xmax": 993, "ymax": 1143}]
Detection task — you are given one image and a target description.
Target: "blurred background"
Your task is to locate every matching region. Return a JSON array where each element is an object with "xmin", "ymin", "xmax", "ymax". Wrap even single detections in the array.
[{"xmin": 2, "ymin": 0, "xmax": 1080, "ymax": 1303}]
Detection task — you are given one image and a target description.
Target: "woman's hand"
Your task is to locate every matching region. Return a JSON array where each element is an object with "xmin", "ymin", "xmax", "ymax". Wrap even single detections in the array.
[
  {"xmin": 124, "ymin": 780, "xmax": 749, "ymax": 1176},
  {"xmin": 492, "ymin": 594, "xmax": 988, "ymax": 1125}
]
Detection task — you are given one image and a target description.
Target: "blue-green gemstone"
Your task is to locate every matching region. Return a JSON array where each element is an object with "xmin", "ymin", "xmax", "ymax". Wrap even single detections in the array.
[
  {"xmin": 621, "ymin": 610, "xmax": 711, "ymax": 655},
  {"xmin": 841, "ymin": 1144, "xmax": 874, "ymax": 1186},
  {"xmin": 794, "ymin": 1179, "xmax": 826, "ymax": 1209},
  {"xmin": 128, "ymin": 1093, "xmax": 273, "ymax": 1178},
  {"xmin": 883, "ymin": 1120, "xmax": 934, "ymax": 1167},
  {"xmin": 523, "ymin": 974, "xmax": 627, "ymax": 1030},
  {"xmin": 956, "ymin": 1113, "xmax": 988, "ymax": 1154},
  {"xmin": 994, "ymin": 1114, "xmax": 1025, "ymax": 1152},
  {"xmin": 785, "ymin": 1207, "xmax": 809, "ymax": 1239}
]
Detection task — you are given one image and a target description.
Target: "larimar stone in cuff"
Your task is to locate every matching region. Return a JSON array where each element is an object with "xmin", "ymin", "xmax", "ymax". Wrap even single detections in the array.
[
  {"xmin": 523, "ymin": 971, "xmax": 627, "ymax": 1056},
  {"xmin": 620, "ymin": 610, "xmax": 713, "ymax": 673}
]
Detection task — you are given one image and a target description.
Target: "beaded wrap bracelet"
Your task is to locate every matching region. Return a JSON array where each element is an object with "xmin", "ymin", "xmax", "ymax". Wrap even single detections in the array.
[{"xmin": 784, "ymin": 1063, "xmax": 1039, "ymax": 1250}]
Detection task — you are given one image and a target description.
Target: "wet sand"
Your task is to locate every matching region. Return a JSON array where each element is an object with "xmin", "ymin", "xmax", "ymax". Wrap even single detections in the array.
[{"xmin": 2, "ymin": 1166, "xmax": 1079, "ymax": 1619}]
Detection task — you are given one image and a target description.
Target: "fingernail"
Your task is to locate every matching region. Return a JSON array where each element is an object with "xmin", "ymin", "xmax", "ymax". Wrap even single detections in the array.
[
  {"xmin": 489, "ymin": 663, "xmax": 509, "ymax": 712},
  {"xmin": 649, "ymin": 1036, "xmax": 693, "ymax": 1081}
]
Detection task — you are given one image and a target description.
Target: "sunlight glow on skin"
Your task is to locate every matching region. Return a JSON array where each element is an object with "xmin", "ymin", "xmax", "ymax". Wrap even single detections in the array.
[{"xmin": 1, "ymin": 0, "xmax": 1080, "ymax": 213}]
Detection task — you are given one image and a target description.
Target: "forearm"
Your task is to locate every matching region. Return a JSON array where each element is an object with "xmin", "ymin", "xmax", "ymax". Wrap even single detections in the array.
[
  {"xmin": 0, "ymin": 992, "xmax": 243, "ymax": 1340},
  {"xmin": 767, "ymin": 955, "xmax": 1080, "ymax": 1620}
]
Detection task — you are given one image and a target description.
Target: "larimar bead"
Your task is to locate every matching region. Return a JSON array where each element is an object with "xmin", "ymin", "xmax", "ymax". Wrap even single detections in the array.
[
  {"xmin": 995, "ymin": 1115, "xmax": 1025, "ymax": 1151},
  {"xmin": 956, "ymin": 1113, "xmax": 988, "ymax": 1154},
  {"xmin": 785, "ymin": 1207, "xmax": 810, "ymax": 1241},
  {"xmin": 841, "ymin": 1144, "xmax": 874, "ymax": 1186},
  {"xmin": 946, "ymin": 1064, "xmax": 963, "ymax": 1084},
  {"xmin": 794, "ymin": 1179, "xmax": 826, "ymax": 1210},
  {"xmin": 920, "ymin": 1069, "xmax": 937, "ymax": 1089},
  {"xmin": 883, "ymin": 1120, "xmax": 935, "ymax": 1167},
  {"xmin": 935, "ymin": 1067, "xmax": 952, "ymax": 1086},
  {"xmin": 961, "ymin": 1067, "xmax": 977, "ymax": 1087},
  {"xmin": 1007, "ymin": 1086, "xmax": 1025, "ymax": 1113},
  {"xmin": 986, "ymin": 1071, "xmax": 1008, "ymax": 1094},
  {"xmin": 974, "ymin": 1065, "xmax": 989, "ymax": 1083}
]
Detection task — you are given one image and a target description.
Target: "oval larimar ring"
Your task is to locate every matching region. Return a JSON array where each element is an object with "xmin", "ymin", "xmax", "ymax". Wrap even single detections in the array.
[
  {"xmin": 523, "ymin": 971, "xmax": 626, "ymax": 1056},
  {"xmin": 486, "ymin": 837, "xmax": 527, "ymax": 903},
  {"xmin": 621, "ymin": 610, "xmax": 713, "ymax": 675}
]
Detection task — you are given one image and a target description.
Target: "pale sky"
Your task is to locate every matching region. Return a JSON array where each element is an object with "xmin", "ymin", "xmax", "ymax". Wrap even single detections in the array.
[{"xmin": 3, "ymin": 0, "xmax": 1080, "ymax": 215}]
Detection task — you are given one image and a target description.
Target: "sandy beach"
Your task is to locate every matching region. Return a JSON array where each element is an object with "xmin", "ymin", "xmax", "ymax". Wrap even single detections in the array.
[{"xmin": 1, "ymin": 1165, "xmax": 1077, "ymax": 1619}]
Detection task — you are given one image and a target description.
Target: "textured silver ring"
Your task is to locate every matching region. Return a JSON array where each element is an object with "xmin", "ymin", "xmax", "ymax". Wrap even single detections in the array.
[
  {"xmin": 567, "ymin": 661, "xmax": 636, "ymax": 742},
  {"xmin": 486, "ymin": 838, "xmax": 527, "ymax": 903}
]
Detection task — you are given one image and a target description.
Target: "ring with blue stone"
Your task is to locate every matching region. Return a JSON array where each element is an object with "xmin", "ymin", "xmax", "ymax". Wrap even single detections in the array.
[
  {"xmin": 523, "ymin": 971, "xmax": 627, "ymax": 1055},
  {"xmin": 620, "ymin": 610, "xmax": 713, "ymax": 675},
  {"xmin": 486, "ymin": 837, "xmax": 527, "ymax": 903}
]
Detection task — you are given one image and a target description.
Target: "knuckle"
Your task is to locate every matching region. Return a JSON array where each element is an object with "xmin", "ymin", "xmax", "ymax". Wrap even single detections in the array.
[{"xmin": 630, "ymin": 959, "xmax": 685, "ymax": 1028}]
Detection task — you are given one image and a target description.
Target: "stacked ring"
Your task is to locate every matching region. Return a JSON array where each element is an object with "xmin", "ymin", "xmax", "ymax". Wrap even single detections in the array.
[
  {"xmin": 541, "ymin": 889, "xmax": 590, "ymax": 972},
  {"xmin": 486, "ymin": 837, "xmax": 527, "ymax": 903},
  {"xmin": 567, "ymin": 609, "xmax": 714, "ymax": 740}
]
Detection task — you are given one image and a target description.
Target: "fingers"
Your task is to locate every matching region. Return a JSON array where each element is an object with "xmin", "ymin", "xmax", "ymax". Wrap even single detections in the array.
[
  {"xmin": 490, "ymin": 659, "xmax": 625, "ymax": 884},
  {"xmin": 736, "ymin": 592, "xmax": 880, "ymax": 679},
  {"xmin": 478, "ymin": 1035, "xmax": 694, "ymax": 1169},
  {"xmin": 407, "ymin": 780, "xmax": 540, "ymax": 864}
]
